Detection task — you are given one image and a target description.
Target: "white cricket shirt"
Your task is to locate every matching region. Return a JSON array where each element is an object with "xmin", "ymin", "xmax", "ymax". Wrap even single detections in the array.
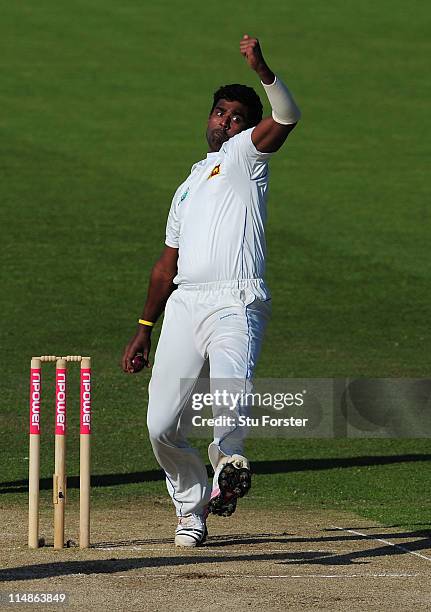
[{"xmin": 165, "ymin": 127, "xmax": 273, "ymax": 286}]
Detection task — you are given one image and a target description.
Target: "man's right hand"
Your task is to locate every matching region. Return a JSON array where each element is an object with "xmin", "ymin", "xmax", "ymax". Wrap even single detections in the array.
[
  {"xmin": 121, "ymin": 327, "xmax": 152, "ymax": 374},
  {"xmin": 121, "ymin": 245, "xmax": 178, "ymax": 374}
]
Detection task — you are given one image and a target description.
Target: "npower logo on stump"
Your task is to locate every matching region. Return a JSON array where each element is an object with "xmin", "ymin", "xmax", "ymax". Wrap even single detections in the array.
[
  {"xmin": 80, "ymin": 370, "xmax": 91, "ymax": 434},
  {"xmin": 55, "ymin": 370, "xmax": 67, "ymax": 435},
  {"xmin": 30, "ymin": 369, "xmax": 41, "ymax": 434}
]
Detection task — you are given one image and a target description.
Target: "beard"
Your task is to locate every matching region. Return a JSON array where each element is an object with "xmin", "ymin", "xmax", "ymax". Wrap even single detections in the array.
[{"xmin": 207, "ymin": 128, "xmax": 229, "ymax": 151}]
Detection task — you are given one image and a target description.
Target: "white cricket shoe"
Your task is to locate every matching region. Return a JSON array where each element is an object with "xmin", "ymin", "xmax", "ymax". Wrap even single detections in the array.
[
  {"xmin": 175, "ymin": 513, "xmax": 207, "ymax": 547},
  {"xmin": 207, "ymin": 454, "xmax": 251, "ymax": 517}
]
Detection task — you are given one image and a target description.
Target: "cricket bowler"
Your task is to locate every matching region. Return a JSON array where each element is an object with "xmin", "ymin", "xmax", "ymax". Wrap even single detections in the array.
[{"xmin": 122, "ymin": 34, "xmax": 301, "ymax": 546}]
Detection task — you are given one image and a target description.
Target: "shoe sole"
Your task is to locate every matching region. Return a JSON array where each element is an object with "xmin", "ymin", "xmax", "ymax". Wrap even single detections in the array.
[{"xmin": 208, "ymin": 463, "xmax": 251, "ymax": 517}]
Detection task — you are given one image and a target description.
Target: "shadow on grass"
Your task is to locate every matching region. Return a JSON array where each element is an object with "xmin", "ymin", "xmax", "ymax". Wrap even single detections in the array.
[
  {"xmin": 93, "ymin": 529, "xmax": 431, "ymax": 549},
  {"xmin": 1, "ymin": 529, "xmax": 431, "ymax": 581},
  {"xmin": 2, "ymin": 453, "xmax": 431, "ymax": 494}
]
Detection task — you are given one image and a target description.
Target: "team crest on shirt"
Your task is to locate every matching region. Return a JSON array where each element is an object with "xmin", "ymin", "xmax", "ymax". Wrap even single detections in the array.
[{"xmin": 208, "ymin": 164, "xmax": 221, "ymax": 179}]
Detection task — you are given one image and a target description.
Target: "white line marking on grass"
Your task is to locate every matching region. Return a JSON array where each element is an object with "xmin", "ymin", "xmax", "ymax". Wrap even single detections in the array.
[
  {"xmin": 331, "ymin": 526, "xmax": 431, "ymax": 562},
  {"xmin": 95, "ymin": 547, "xmax": 298, "ymax": 553},
  {"xmin": 108, "ymin": 572, "xmax": 418, "ymax": 580},
  {"xmin": 95, "ymin": 547, "xmax": 174, "ymax": 552}
]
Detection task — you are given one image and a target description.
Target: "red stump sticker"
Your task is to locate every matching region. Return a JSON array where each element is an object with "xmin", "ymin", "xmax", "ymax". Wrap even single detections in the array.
[
  {"xmin": 30, "ymin": 368, "xmax": 41, "ymax": 435},
  {"xmin": 80, "ymin": 368, "xmax": 91, "ymax": 434},
  {"xmin": 55, "ymin": 368, "xmax": 67, "ymax": 435}
]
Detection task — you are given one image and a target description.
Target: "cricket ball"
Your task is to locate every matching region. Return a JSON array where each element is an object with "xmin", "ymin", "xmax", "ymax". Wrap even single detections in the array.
[{"xmin": 131, "ymin": 353, "xmax": 146, "ymax": 373}]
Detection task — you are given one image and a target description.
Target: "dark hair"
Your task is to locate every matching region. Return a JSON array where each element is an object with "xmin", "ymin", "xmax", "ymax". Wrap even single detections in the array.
[{"xmin": 210, "ymin": 84, "xmax": 263, "ymax": 127}]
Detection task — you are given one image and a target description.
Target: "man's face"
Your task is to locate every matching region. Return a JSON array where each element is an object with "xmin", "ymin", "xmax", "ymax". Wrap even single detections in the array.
[{"xmin": 206, "ymin": 99, "xmax": 249, "ymax": 152}]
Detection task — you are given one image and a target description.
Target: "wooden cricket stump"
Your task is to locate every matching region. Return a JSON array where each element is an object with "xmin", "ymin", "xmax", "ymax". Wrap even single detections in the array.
[
  {"xmin": 79, "ymin": 357, "xmax": 92, "ymax": 549},
  {"xmin": 28, "ymin": 358, "xmax": 41, "ymax": 549},
  {"xmin": 28, "ymin": 355, "xmax": 92, "ymax": 550}
]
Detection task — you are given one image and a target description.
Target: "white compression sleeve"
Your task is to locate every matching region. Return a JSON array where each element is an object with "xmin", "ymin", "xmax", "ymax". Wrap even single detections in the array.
[{"xmin": 261, "ymin": 75, "xmax": 301, "ymax": 125}]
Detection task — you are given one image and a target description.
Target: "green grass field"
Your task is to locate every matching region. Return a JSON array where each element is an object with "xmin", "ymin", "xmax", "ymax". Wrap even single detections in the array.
[{"xmin": 1, "ymin": 1, "xmax": 430, "ymax": 529}]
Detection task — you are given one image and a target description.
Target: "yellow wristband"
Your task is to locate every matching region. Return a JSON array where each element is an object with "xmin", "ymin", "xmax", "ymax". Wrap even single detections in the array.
[{"xmin": 138, "ymin": 319, "xmax": 154, "ymax": 327}]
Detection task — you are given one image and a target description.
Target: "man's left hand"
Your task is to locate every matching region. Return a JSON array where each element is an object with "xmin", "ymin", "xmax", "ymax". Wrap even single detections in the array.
[{"xmin": 240, "ymin": 34, "xmax": 274, "ymax": 83}]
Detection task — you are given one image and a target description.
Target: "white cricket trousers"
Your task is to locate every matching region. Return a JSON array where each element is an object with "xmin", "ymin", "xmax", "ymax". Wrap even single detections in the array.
[{"xmin": 147, "ymin": 279, "xmax": 271, "ymax": 517}]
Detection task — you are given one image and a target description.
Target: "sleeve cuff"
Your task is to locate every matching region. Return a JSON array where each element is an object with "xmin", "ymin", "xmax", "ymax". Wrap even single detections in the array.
[
  {"xmin": 165, "ymin": 238, "xmax": 179, "ymax": 249},
  {"xmin": 261, "ymin": 75, "xmax": 277, "ymax": 88}
]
